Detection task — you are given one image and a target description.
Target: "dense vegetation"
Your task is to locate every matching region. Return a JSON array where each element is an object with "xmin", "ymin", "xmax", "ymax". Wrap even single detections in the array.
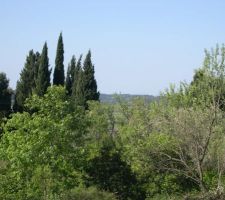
[
  {"xmin": 1, "ymin": 35, "xmax": 225, "ymax": 199},
  {"xmin": 99, "ymin": 94, "xmax": 158, "ymax": 104}
]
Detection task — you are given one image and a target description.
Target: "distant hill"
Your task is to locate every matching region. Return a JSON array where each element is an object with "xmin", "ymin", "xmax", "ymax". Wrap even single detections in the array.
[{"xmin": 100, "ymin": 93, "xmax": 159, "ymax": 104}]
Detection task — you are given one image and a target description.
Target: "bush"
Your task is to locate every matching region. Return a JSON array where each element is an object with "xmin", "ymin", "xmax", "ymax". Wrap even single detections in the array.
[
  {"xmin": 145, "ymin": 193, "xmax": 183, "ymax": 200},
  {"xmin": 184, "ymin": 190, "xmax": 225, "ymax": 200},
  {"xmin": 61, "ymin": 187, "xmax": 117, "ymax": 200}
]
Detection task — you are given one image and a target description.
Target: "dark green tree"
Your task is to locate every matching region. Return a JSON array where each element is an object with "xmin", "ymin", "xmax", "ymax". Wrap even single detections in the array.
[
  {"xmin": 35, "ymin": 42, "xmax": 51, "ymax": 96},
  {"xmin": 65, "ymin": 55, "xmax": 76, "ymax": 95},
  {"xmin": 15, "ymin": 50, "xmax": 39, "ymax": 110},
  {"xmin": 0, "ymin": 72, "xmax": 11, "ymax": 111},
  {"xmin": 73, "ymin": 51, "xmax": 99, "ymax": 108},
  {"xmin": 0, "ymin": 72, "xmax": 9, "ymax": 97},
  {"xmin": 0, "ymin": 72, "xmax": 11, "ymax": 135},
  {"xmin": 71, "ymin": 55, "xmax": 82, "ymax": 97},
  {"xmin": 83, "ymin": 50, "xmax": 99, "ymax": 102},
  {"xmin": 53, "ymin": 32, "xmax": 65, "ymax": 85},
  {"xmin": 74, "ymin": 69, "xmax": 86, "ymax": 107},
  {"xmin": 34, "ymin": 52, "xmax": 41, "ymax": 82},
  {"xmin": 86, "ymin": 140, "xmax": 144, "ymax": 200}
]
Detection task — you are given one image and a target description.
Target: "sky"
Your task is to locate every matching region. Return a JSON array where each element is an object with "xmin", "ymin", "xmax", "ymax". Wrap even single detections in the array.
[{"xmin": 1, "ymin": 0, "xmax": 225, "ymax": 95}]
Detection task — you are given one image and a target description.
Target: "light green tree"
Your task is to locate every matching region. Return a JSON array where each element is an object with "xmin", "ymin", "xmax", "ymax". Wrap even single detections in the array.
[{"xmin": 0, "ymin": 86, "xmax": 87, "ymax": 199}]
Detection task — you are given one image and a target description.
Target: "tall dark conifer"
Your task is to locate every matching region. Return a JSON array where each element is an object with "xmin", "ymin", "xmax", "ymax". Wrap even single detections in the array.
[
  {"xmin": 74, "ymin": 51, "xmax": 99, "ymax": 108},
  {"xmin": 65, "ymin": 55, "xmax": 76, "ymax": 95},
  {"xmin": 74, "ymin": 69, "xmax": 86, "ymax": 107},
  {"xmin": 35, "ymin": 42, "xmax": 51, "ymax": 96},
  {"xmin": 16, "ymin": 50, "xmax": 39, "ymax": 110},
  {"xmin": 34, "ymin": 52, "xmax": 41, "ymax": 83},
  {"xmin": 53, "ymin": 33, "xmax": 64, "ymax": 85},
  {"xmin": 72, "ymin": 55, "xmax": 82, "ymax": 98},
  {"xmin": 0, "ymin": 72, "xmax": 11, "ymax": 112},
  {"xmin": 83, "ymin": 50, "xmax": 99, "ymax": 102}
]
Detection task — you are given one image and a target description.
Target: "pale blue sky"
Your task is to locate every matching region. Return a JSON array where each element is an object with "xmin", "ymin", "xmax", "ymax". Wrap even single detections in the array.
[{"xmin": 1, "ymin": 0, "xmax": 225, "ymax": 95}]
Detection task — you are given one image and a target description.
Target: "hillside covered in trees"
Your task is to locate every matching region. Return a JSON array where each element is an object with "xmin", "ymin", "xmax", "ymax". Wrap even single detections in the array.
[
  {"xmin": 1, "ymin": 34, "xmax": 225, "ymax": 199},
  {"xmin": 100, "ymin": 94, "xmax": 158, "ymax": 104}
]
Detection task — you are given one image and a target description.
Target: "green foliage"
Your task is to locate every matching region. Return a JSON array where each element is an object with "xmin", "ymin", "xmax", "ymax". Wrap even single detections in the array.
[
  {"xmin": 4, "ymin": 42, "xmax": 225, "ymax": 199},
  {"xmin": 0, "ymin": 72, "xmax": 11, "ymax": 112},
  {"xmin": 146, "ymin": 193, "xmax": 183, "ymax": 200},
  {"xmin": 78, "ymin": 50, "xmax": 99, "ymax": 108},
  {"xmin": 159, "ymin": 46, "xmax": 225, "ymax": 193},
  {"xmin": 53, "ymin": 32, "xmax": 65, "ymax": 86},
  {"xmin": 0, "ymin": 72, "xmax": 11, "ymax": 136},
  {"xmin": 115, "ymin": 97, "xmax": 204, "ymax": 197},
  {"xmin": 74, "ymin": 69, "xmax": 86, "ymax": 106},
  {"xmin": 15, "ymin": 50, "xmax": 40, "ymax": 110},
  {"xmin": 85, "ymin": 140, "xmax": 144, "ymax": 200},
  {"xmin": 85, "ymin": 101, "xmax": 146, "ymax": 199},
  {"xmin": 83, "ymin": 50, "xmax": 99, "ymax": 101},
  {"xmin": 0, "ymin": 86, "xmax": 87, "ymax": 199},
  {"xmin": 35, "ymin": 42, "xmax": 51, "ymax": 96},
  {"xmin": 66, "ymin": 55, "xmax": 83, "ymax": 97},
  {"xmin": 0, "ymin": 72, "xmax": 9, "ymax": 96},
  {"xmin": 165, "ymin": 44, "xmax": 225, "ymax": 110},
  {"xmin": 65, "ymin": 55, "xmax": 76, "ymax": 95},
  {"xmin": 71, "ymin": 55, "xmax": 82, "ymax": 97},
  {"xmin": 67, "ymin": 51, "xmax": 99, "ymax": 108},
  {"xmin": 61, "ymin": 187, "xmax": 117, "ymax": 200},
  {"xmin": 87, "ymin": 101, "xmax": 116, "ymax": 145}
]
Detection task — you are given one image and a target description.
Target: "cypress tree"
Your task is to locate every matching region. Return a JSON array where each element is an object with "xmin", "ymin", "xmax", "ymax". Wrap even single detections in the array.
[
  {"xmin": 74, "ymin": 51, "xmax": 99, "ymax": 108},
  {"xmin": 35, "ymin": 42, "xmax": 51, "ymax": 96},
  {"xmin": 72, "ymin": 55, "xmax": 82, "ymax": 98},
  {"xmin": 16, "ymin": 50, "xmax": 39, "ymax": 110},
  {"xmin": 65, "ymin": 55, "xmax": 76, "ymax": 95},
  {"xmin": 74, "ymin": 69, "xmax": 86, "ymax": 107},
  {"xmin": 83, "ymin": 50, "xmax": 99, "ymax": 102},
  {"xmin": 0, "ymin": 72, "xmax": 11, "ymax": 112},
  {"xmin": 34, "ymin": 52, "xmax": 41, "ymax": 83},
  {"xmin": 53, "ymin": 32, "xmax": 64, "ymax": 85},
  {"xmin": 0, "ymin": 73, "xmax": 9, "ymax": 96},
  {"xmin": 65, "ymin": 66, "xmax": 72, "ymax": 95}
]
